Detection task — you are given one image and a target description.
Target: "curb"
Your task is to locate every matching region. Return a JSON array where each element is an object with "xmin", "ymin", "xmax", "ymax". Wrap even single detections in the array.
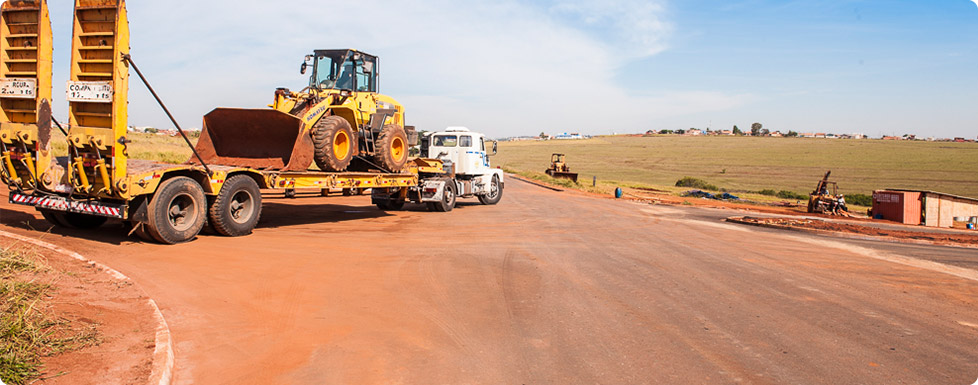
[
  {"xmin": 0, "ymin": 230, "xmax": 173, "ymax": 385},
  {"xmin": 725, "ymin": 217, "xmax": 978, "ymax": 250}
]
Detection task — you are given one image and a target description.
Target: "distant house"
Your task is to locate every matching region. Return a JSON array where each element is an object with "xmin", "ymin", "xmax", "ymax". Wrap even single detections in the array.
[
  {"xmin": 645, "ymin": 130, "xmax": 659, "ymax": 136},
  {"xmin": 814, "ymin": 133, "xmax": 827, "ymax": 138},
  {"xmin": 554, "ymin": 132, "xmax": 584, "ymax": 140},
  {"xmin": 770, "ymin": 131, "xmax": 783, "ymax": 137},
  {"xmin": 686, "ymin": 129, "xmax": 703, "ymax": 136},
  {"xmin": 954, "ymin": 137, "xmax": 967, "ymax": 143},
  {"xmin": 882, "ymin": 136, "xmax": 901, "ymax": 140},
  {"xmin": 825, "ymin": 133, "xmax": 838, "ymax": 139},
  {"xmin": 800, "ymin": 133, "xmax": 815, "ymax": 138},
  {"xmin": 719, "ymin": 130, "xmax": 733, "ymax": 136}
]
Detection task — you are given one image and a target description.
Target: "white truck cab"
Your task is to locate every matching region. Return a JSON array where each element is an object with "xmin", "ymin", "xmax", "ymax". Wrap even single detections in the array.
[
  {"xmin": 427, "ymin": 127, "xmax": 495, "ymax": 176},
  {"xmin": 423, "ymin": 127, "xmax": 504, "ymax": 208},
  {"xmin": 372, "ymin": 127, "xmax": 503, "ymax": 212}
]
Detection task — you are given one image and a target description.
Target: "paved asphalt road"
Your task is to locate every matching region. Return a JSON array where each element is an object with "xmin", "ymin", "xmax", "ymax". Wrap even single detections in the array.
[{"xmin": 1, "ymin": 178, "xmax": 976, "ymax": 384}]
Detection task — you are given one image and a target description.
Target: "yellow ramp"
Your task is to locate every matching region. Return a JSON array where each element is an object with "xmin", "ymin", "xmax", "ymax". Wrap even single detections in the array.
[{"xmin": 0, "ymin": 0, "xmax": 52, "ymax": 190}]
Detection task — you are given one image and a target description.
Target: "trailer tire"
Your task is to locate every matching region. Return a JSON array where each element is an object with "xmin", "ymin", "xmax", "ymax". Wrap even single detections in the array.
[
  {"xmin": 209, "ymin": 175, "xmax": 262, "ymax": 237},
  {"xmin": 313, "ymin": 116, "xmax": 355, "ymax": 172},
  {"xmin": 145, "ymin": 176, "xmax": 207, "ymax": 244},
  {"xmin": 426, "ymin": 180, "xmax": 456, "ymax": 212},
  {"xmin": 41, "ymin": 210, "xmax": 107, "ymax": 229},
  {"xmin": 374, "ymin": 124, "xmax": 408, "ymax": 172},
  {"xmin": 478, "ymin": 175, "xmax": 503, "ymax": 205},
  {"xmin": 63, "ymin": 213, "xmax": 108, "ymax": 229},
  {"xmin": 376, "ymin": 200, "xmax": 405, "ymax": 211},
  {"xmin": 40, "ymin": 210, "xmax": 71, "ymax": 228}
]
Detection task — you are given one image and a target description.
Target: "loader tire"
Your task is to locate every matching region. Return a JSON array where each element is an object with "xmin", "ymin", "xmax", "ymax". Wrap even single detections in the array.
[
  {"xmin": 145, "ymin": 176, "xmax": 207, "ymax": 244},
  {"xmin": 209, "ymin": 175, "xmax": 262, "ymax": 237},
  {"xmin": 313, "ymin": 116, "xmax": 355, "ymax": 172},
  {"xmin": 478, "ymin": 175, "xmax": 503, "ymax": 205},
  {"xmin": 374, "ymin": 124, "xmax": 409, "ymax": 172}
]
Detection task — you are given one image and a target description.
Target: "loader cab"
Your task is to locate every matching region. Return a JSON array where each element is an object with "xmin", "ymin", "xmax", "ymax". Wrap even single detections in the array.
[
  {"xmin": 428, "ymin": 127, "xmax": 491, "ymax": 176},
  {"xmin": 306, "ymin": 49, "xmax": 379, "ymax": 93}
]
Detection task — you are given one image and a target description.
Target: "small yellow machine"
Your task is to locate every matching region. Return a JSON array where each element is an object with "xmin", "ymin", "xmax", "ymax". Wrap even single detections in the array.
[
  {"xmin": 807, "ymin": 171, "xmax": 839, "ymax": 214},
  {"xmin": 193, "ymin": 49, "xmax": 415, "ymax": 173},
  {"xmin": 546, "ymin": 153, "xmax": 578, "ymax": 183}
]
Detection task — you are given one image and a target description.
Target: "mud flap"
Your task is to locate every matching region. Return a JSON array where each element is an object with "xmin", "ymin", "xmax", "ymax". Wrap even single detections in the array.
[{"xmin": 419, "ymin": 179, "xmax": 447, "ymax": 203}]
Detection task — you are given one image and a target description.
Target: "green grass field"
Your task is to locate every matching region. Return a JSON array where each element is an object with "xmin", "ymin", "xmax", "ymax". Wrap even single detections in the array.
[{"xmin": 495, "ymin": 136, "xmax": 978, "ymax": 198}]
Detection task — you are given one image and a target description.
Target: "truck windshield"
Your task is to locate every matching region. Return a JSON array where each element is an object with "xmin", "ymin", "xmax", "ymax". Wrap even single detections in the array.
[
  {"xmin": 433, "ymin": 135, "xmax": 458, "ymax": 147},
  {"xmin": 311, "ymin": 50, "xmax": 353, "ymax": 90}
]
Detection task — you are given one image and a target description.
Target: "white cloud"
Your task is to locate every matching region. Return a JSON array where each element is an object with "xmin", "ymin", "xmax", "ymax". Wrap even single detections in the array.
[{"xmin": 48, "ymin": 0, "xmax": 752, "ymax": 137}]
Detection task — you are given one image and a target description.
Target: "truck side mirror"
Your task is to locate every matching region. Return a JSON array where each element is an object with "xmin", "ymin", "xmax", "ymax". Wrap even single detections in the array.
[
  {"xmin": 491, "ymin": 141, "xmax": 498, "ymax": 155},
  {"xmin": 300, "ymin": 62, "xmax": 307, "ymax": 75}
]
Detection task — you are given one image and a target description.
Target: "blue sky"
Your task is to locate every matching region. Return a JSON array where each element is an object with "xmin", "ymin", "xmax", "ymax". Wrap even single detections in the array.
[{"xmin": 43, "ymin": 0, "xmax": 977, "ymax": 138}]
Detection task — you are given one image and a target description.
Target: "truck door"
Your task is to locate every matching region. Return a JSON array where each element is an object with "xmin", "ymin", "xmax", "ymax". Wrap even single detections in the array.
[
  {"xmin": 456, "ymin": 134, "xmax": 490, "ymax": 175},
  {"xmin": 456, "ymin": 135, "xmax": 480, "ymax": 174}
]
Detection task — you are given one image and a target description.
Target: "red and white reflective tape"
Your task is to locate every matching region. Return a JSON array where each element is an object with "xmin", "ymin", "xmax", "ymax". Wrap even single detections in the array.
[{"xmin": 10, "ymin": 193, "xmax": 123, "ymax": 218}]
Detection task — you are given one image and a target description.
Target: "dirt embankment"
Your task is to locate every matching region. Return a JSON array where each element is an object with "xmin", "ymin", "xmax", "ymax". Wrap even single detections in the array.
[{"xmin": 732, "ymin": 217, "xmax": 978, "ymax": 248}]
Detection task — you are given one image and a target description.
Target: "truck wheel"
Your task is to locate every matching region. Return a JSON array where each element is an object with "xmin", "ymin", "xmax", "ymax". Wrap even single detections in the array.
[
  {"xmin": 209, "ymin": 175, "xmax": 262, "ymax": 236},
  {"xmin": 478, "ymin": 175, "xmax": 503, "ymax": 205},
  {"xmin": 145, "ymin": 176, "xmax": 207, "ymax": 244},
  {"xmin": 374, "ymin": 124, "xmax": 408, "ymax": 172},
  {"xmin": 426, "ymin": 180, "xmax": 456, "ymax": 212},
  {"xmin": 313, "ymin": 116, "xmax": 354, "ymax": 172}
]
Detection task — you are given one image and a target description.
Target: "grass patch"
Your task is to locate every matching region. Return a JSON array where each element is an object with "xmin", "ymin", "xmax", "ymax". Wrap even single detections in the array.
[
  {"xmin": 776, "ymin": 190, "xmax": 808, "ymax": 200},
  {"xmin": 675, "ymin": 177, "xmax": 719, "ymax": 191},
  {"xmin": 0, "ymin": 247, "xmax": 99, "ymax": 385},
  {"xmin": 846, "ymin": 193, "xmax": 873, "ymax": 207}
]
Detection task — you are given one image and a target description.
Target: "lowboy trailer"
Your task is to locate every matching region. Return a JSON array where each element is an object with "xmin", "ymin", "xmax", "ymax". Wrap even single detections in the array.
[{"xmin": 2, "ymin": 0, "xmax": 501, "ymax": 244}]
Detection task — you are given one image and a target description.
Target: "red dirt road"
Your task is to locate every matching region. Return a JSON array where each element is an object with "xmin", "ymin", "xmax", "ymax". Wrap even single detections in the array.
[{"xmin": 2, "ymin": 180, "xmax": 978, "ymax": 384}]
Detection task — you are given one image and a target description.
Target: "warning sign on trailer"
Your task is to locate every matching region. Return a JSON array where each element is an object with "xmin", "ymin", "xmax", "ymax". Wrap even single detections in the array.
[
  {"xmin": 0, "ymin": 78, "xmax": 36, "ymax": 99},
  {"xmin": 66, "ymin": 81, "xmax": 114, "ymax": 103}
]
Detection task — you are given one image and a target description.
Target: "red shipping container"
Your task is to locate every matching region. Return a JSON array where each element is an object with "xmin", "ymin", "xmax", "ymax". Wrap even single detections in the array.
[{"xmin": 872, "ymin": 190, "xmax": 922, "ymax": 225}]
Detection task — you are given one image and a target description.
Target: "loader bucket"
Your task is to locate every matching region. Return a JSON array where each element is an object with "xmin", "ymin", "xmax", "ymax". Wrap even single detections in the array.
[
  {"xmin": 546, "ymin": 170, "xmax": 579, "ymax": 183},
  {"xmin": 191, "ymin": 108, "xmax": 315, "ymax": 171}
]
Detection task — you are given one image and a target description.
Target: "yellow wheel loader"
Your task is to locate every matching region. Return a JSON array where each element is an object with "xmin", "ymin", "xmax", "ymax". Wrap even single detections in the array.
[{"xmin": 193, "ymin": 49, "xmax": 415, "ymax": 173}]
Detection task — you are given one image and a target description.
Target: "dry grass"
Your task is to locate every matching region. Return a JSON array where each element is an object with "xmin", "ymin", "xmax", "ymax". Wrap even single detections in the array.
[
  {"xmin": 495, "ymin": 136, "xmax": 978, "ymax": 198},
  {"xmin": 49, "ymin": 130, "xmax": 197, "ymax": 165},
  {"xmin": 0, "ymin": 247, "xmax": 99, "ymax": 385}
]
